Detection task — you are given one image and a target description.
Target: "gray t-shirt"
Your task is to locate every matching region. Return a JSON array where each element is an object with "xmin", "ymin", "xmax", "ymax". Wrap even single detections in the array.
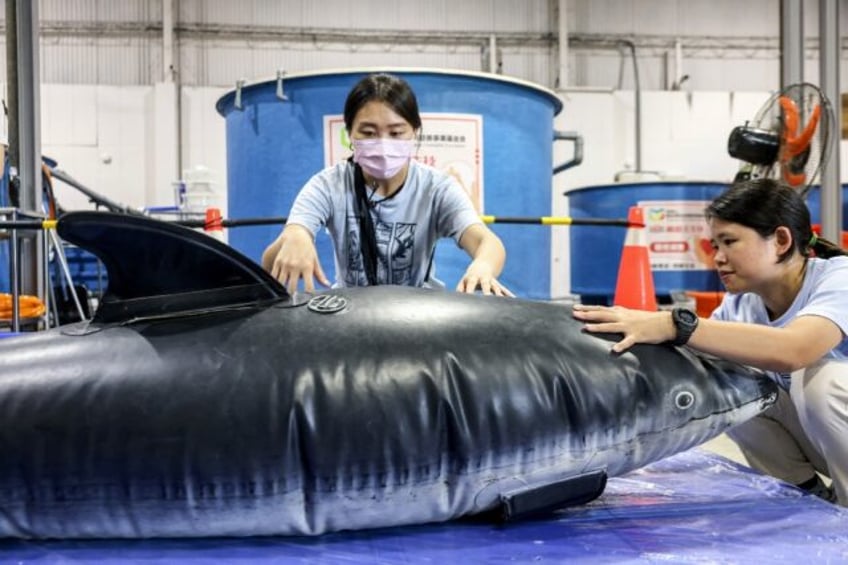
[
  {"xmin": 711, "ymin": 256, "xmax": 848, "ymax": 387},
  {"xmin": 287, "ymin": 160, "xmax": 481, "ymax": 288}
]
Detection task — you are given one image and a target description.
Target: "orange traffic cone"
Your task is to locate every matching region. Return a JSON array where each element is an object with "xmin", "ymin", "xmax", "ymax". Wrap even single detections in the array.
[
  {"xmin": 614, "ymin": 206, "xmax": 657, "ymax": 311},
  {"xmin": 204, "ymin": 207, "xmax": 225, "ymax": 243}
]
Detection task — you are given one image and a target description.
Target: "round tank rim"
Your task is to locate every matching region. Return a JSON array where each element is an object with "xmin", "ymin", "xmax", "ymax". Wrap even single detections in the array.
[
  {"xmin": 214, "ymin": 66, "xmax": 563, "ymax": 116},
  {"xmin": 565, "ymin": 180, "xmax": 730, "ymax": 195}
]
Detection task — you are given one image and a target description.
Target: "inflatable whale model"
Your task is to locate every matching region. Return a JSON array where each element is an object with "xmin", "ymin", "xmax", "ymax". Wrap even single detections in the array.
[{"xmin": 0, "ymin": 212, "xmax": 777, "ymax": 539}]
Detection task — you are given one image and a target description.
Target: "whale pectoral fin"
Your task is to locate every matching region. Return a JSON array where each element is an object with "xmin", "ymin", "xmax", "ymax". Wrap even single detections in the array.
[{"xmin": 498, "ymin": 469, "xmax": 608, "ymax": 522}]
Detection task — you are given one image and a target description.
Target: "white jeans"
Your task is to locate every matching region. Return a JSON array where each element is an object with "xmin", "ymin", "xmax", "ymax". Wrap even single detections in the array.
[{"xmin": 726, "ymin": 360, "xmax": 848, "ymax": 505}]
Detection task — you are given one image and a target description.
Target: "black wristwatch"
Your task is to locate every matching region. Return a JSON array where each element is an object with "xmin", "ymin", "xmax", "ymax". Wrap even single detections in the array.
[{"xmin": 670, "ymin": 307, "xmax": 699, "ymax": 346}]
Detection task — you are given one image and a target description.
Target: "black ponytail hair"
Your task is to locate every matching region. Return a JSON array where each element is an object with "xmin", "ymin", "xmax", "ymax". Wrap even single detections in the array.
[{"xmin": 810, "ymin": 233, "xmax": 846, "ymax": 259}]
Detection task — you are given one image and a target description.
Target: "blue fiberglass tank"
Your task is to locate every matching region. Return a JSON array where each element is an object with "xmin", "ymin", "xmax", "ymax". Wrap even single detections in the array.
[
  {"xmin": 216, "ymin": 68, "xmax": 563, "ymax": 300},
  {"xmin": 568, "ymin": 181, "xmax": 848, "ymax": 302},
  {"xmin": 567, "ymin": 182, "xmax": 727, "ymax": 301},
  {"xmin": 804, "ymin": 185, "xmax": 848, "ymax": 230}
]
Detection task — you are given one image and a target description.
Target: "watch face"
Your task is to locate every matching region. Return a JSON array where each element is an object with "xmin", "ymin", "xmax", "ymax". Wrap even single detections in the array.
[{"xmin": 679, "ymin": 309, "xmax": 698, "ymax": 324}]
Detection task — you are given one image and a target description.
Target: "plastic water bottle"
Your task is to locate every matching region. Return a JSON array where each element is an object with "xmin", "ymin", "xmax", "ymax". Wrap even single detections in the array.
[{"xmin": 173, "ymin": 180, "xmax": 187, "ymax": 214}]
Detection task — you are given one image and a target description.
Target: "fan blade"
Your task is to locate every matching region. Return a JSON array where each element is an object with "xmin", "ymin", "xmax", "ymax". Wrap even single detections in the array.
[
  {"xmin": 779, "ymin": 96, "xmax": 800, "ymax": 137},
  {"xmin": 783, "ymin": 104, "xmax": 821, "ymax": 158},
  {"xmin": 782, "ymin": 166, "xmax": 806, "ymax": 187},
  {"xmin": 778, "ymin": 96, "xmax": 821, "ymax": 189}
]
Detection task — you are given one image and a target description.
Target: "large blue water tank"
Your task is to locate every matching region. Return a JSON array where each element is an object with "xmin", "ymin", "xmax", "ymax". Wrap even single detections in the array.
[
  {"xmin": 804, "ymin": 185, "xmax": 848, "ymax": 227},
  {"xmin": 216, "ymin": 68, "xmax": 563, "ymax": 299},
  {"xmin": 568, "ymin": 182, "xmax": 727, "ymax": 299},
  {"xmin": 568, "ymin": 181, "xmax": 848, "ymax": 301}
]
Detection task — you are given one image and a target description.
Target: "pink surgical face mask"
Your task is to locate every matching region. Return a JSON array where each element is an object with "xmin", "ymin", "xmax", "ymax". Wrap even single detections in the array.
[{"xmin": 352, "ymin": 138, "xmax": 415, "ymax": 180}]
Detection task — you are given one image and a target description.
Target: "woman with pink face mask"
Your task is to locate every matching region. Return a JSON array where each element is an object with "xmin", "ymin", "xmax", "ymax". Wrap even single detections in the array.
[
  {"xmin": 574, "ymin": 178, "xmax": 848, "ymax": 506},
  {"xmin": 262, "ymin": 73, "xmax": 511, "ymax": 297}
]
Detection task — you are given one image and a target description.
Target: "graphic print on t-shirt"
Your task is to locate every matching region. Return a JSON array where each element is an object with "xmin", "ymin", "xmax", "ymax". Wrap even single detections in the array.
[
  {"xmin": 377, "ymin": 221, "xmax": 416, "ymax": 285},
  {"xmin": 346, "ymin": 217, "xmax": 417, "ymax": 286},
  {"xmin": 345, "ymin": 226, "xmax": 366, "ymax": 286}
]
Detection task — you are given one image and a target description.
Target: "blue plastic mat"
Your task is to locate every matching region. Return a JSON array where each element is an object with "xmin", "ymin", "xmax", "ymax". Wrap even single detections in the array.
[{"xmin": 2, "ymin": 448, "xmax": 845, "ymax": 563}]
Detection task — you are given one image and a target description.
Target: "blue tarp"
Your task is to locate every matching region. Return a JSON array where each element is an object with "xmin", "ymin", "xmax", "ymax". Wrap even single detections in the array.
[{"xmin": 2, "ymin": 448, "xmax": 845, "ymax": 563}]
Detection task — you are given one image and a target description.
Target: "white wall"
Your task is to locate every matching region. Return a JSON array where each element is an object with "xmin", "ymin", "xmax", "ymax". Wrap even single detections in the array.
[
  {"xmin": 40, "ymin": 83, "xmax": 228, "ymax": 220},
  {"xmin": 42, "ymin": 85, "xmax": 151, "ymax": 211},
  {"xmin": 180, "ymin": 86, "xmax": 232, "ymax": 186}
]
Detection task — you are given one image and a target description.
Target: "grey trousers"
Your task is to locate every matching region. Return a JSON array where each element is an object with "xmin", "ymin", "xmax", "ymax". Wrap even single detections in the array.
[{"xmin": 726, "ymin": 360, "xmax": 848, "ymax": 505}]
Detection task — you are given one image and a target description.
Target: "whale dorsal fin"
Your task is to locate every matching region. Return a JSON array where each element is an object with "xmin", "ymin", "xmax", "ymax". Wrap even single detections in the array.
[{"xmin": 56, "ymin": 211, "xmax": 288, "ymax": 323}]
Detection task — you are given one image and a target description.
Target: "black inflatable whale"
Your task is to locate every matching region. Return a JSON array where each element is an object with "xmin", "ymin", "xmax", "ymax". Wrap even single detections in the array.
[{"xmin": 0, "ymin": 212, "xmax": 777, "ymax": 538}]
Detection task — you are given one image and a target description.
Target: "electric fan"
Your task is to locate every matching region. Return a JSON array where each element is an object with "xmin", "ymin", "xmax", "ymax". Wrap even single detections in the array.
[{"xmin": 727, "ymin": 82, "xmax": 835, "ymax": 196}]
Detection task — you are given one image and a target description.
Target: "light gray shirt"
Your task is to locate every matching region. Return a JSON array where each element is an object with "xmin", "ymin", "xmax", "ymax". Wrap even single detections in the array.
[
  {"xmin": 288, "ymin": 160, "xmax": 481, "ymax": 288},
  {"xmin": 711, "ymin": 256, "xmax": 848, "ymax": 387}
]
